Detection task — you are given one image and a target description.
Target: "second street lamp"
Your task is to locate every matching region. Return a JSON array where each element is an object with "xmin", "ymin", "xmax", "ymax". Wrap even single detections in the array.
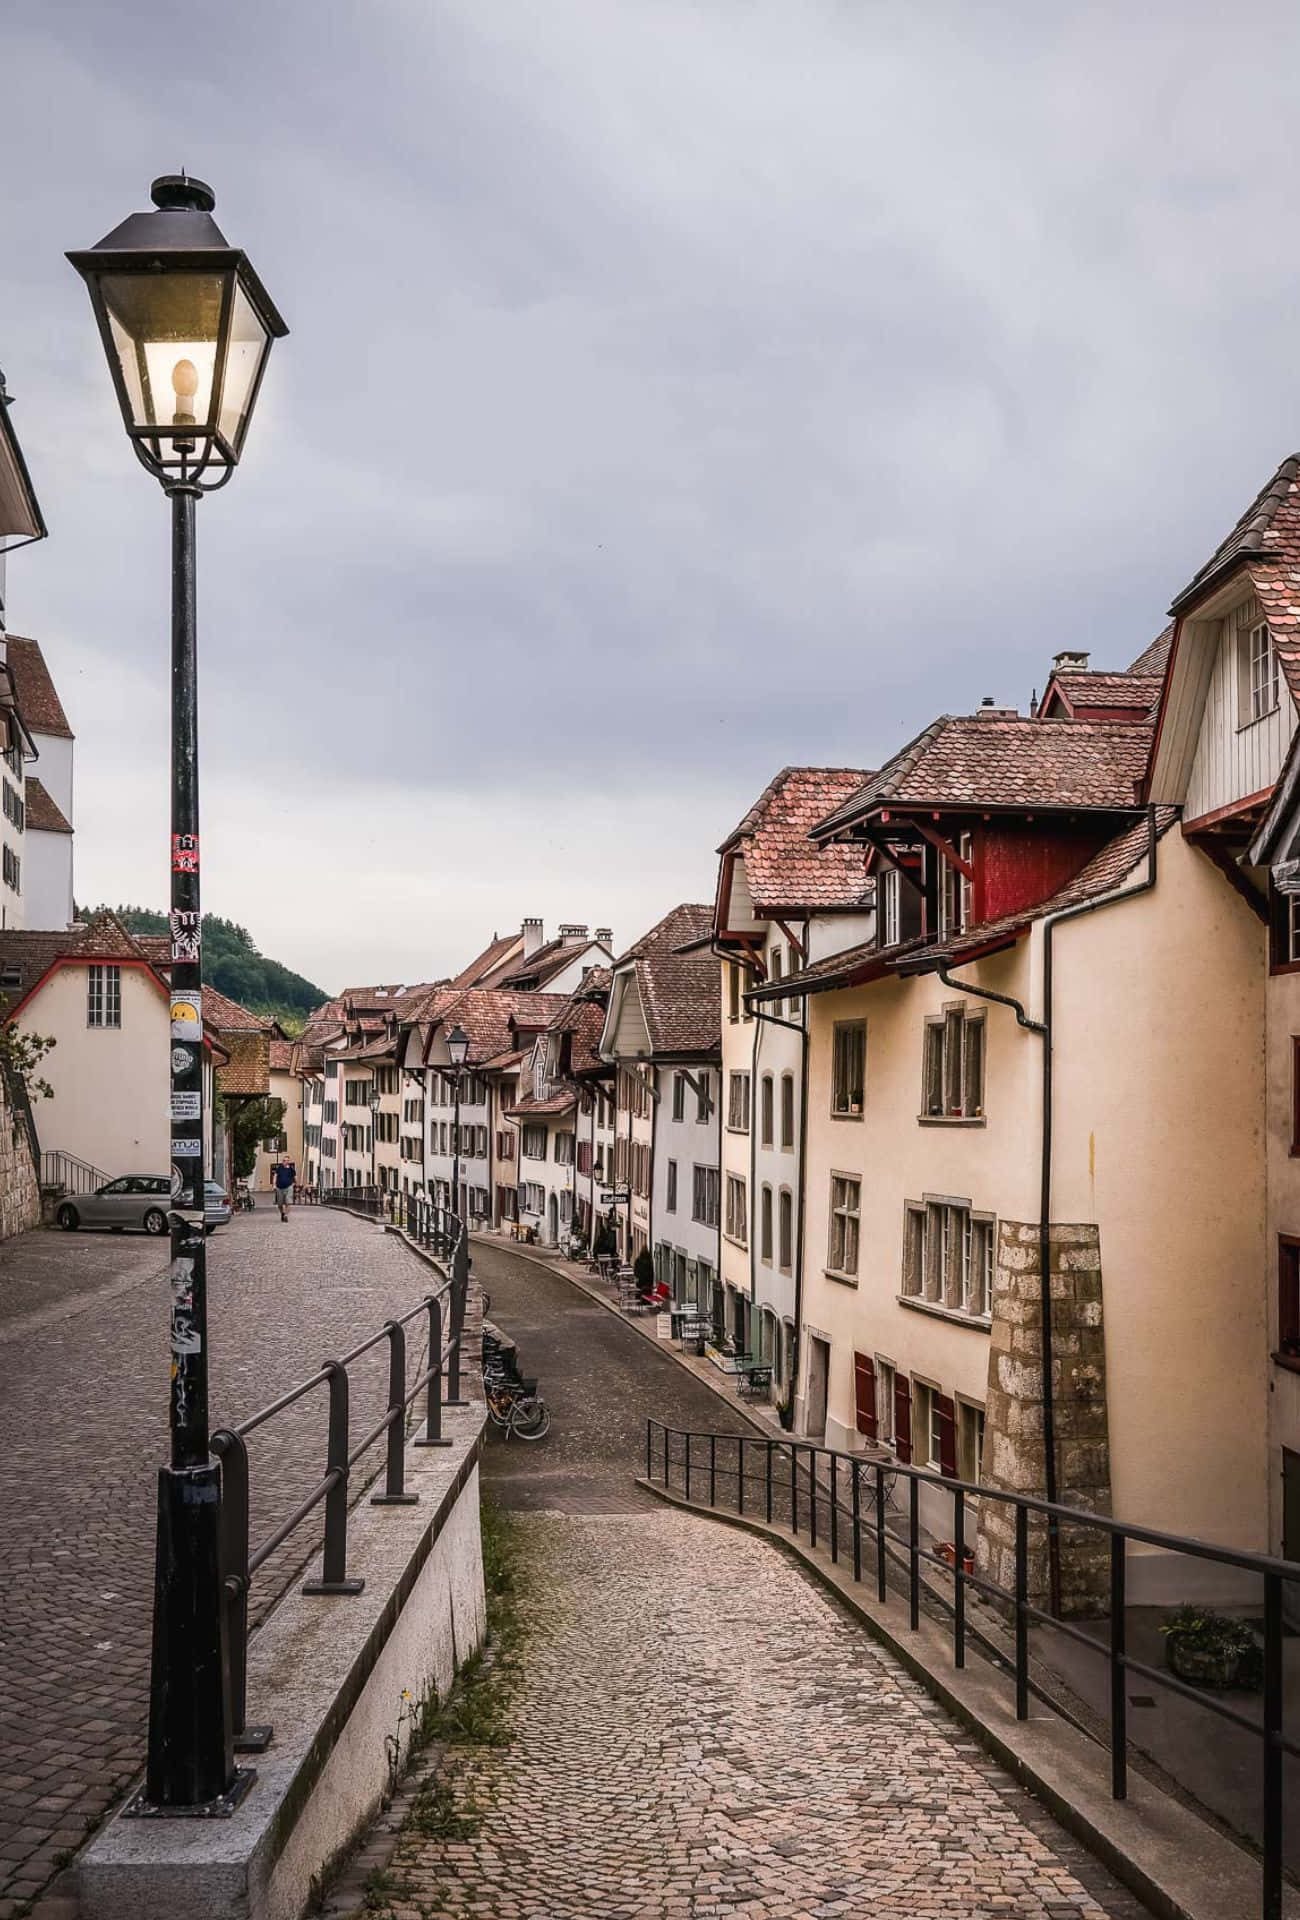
[
  {"xmin": 68, "ymin": 175, "xmax": 287, "ymax": 1814},
  {"xmin": 369, "ymin": 1086, "xmax": 381, "ymax": 1197},
  {"xmin": 446, "ymin": 1024, "xmax": 470, "ymax": 1220}
]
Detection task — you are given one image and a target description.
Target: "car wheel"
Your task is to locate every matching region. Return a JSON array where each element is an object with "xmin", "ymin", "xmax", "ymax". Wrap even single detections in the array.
[
  {"xmin": 56, "ymin": 1203, "xmax": 79, "ymax": 1232},
  {"xmin": 204, "ymin": 1223, "xmax": 216, "ymax": 1236},
  {"xmin": 143, "ymin": 1208, "xmax": 168, "ymax": 1237}
]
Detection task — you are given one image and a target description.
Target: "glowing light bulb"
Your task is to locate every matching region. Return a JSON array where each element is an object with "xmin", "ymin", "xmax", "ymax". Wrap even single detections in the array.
[{"xmin": 171, "ymin": 358, "xmax": 199, "ymax": 427}]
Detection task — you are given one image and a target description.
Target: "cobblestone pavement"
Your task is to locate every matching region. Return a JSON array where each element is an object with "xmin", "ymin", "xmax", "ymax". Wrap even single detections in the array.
[
  {"xmin": 375, "ymin": 1240, "xmax": 1145, "ymax": 1920},
  {"xmin": 0, "ymin": 1206, "xmax": 437, "ymax": 1916}
]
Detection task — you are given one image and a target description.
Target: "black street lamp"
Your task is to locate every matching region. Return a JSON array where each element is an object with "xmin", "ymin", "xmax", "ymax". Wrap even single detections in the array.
[
  {"xmin": 369, "ymin": 1085, "xmax": 381, "ymax": 1193},
  {"xmin": 446, "ymin": 1024, "xmax": 470, "ymax": 1218},
  {"xmin": 68, "ymin": 176, "xmax": 287, "ymax": 1815}
]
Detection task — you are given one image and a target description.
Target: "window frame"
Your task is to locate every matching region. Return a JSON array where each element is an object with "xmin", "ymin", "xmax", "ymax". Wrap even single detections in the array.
[
  {"xmin": 87, "ymin": 963, "xmax": 122, "ymax": 1030},
  {"xmin": 727, "ymin": 1070, "xmax": 752, "ymax": 1134},
  {"xmin": 920, "ymin": 1003, "xmax": 985, "ymax": 1121},
  {"xmin": 724, "ymin": 1172, "xmax": 748, "ymax": 1246},
  {"xmin": 760, "ymin": 1073, "xmax": 774, "ymax": 1147},
  {"xmin": 826, "ymin": 1170, "xmax": 861, "ymax": 1281},
  {"xmin": 830, "ymin": 1020, "xmax": 866, "ymax": 1119}
]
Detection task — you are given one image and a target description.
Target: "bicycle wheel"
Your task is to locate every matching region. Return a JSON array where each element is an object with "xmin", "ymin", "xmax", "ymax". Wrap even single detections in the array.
[{"xmin": 509, "ymin": 1396, "xmax": 550, "ymax": 1440}]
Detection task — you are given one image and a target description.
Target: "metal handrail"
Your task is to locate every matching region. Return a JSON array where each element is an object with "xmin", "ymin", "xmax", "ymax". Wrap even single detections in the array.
[
  {"xmin": 646, "ymin": 1420, "xmax": 1299, "ymax": 1920},
  {"xmin": 39, "ymin": 1148, "xmax": 111, "ymax": 1193},
  {"xmin": 210, "ymin": 1191, "xmax": 472, "ymax": 1750}
]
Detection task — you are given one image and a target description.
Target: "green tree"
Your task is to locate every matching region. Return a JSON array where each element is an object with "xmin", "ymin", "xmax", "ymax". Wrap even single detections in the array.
[{"xmin": 224, "ymin": 1095, "xmax": 286, "ymax": 1180}]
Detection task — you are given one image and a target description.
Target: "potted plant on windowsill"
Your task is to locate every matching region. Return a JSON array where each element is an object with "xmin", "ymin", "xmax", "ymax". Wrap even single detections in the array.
[
  {"xmin": 1159, "ymin": 1607, "xmax": 1263, "ymax": 1690},
  {"xmin": 933, "ymin": 1541, "xmax": 975, "ymax": 1573}
]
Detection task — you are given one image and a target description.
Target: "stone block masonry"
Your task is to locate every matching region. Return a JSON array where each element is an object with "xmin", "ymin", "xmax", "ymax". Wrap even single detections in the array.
[
  {"xmin": 977, "ymin": 1219, "xmax": 1112, "ymax": 1615},
  {"xmin": 0, "ymin": 1063, "xmax": 41, "ymax": 1243}
]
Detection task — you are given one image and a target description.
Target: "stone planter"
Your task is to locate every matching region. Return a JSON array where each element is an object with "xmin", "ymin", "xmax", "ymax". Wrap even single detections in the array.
[{"xmin": 1164, "ymin": 1631, "xmax": 1251, "ymax": 1690}]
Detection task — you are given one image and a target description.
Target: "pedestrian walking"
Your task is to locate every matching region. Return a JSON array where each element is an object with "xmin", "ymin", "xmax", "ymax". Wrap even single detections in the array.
[{"xmin": 272, "ymin": 1155, "xmax": 296, "ymax": 1222}]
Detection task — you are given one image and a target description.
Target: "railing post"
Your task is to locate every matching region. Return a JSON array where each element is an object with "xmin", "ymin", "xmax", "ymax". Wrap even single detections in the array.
[
  {"xmin": 212, "ymin": 1429, "xmax": 271, "ymax": 1753},
  {"xmin": 645, "ymin": 1420, "xmax": 653, "ymax": 1482},
  {"xmin": 953, "ymin": 1488, "xmax": 966, "ymax": 1669},
  {"xmin": 809, "ymin": 1447, "xmax": 817, "ymax": 1549},
  {"xmin": 790, "ymin": 1443, "xmax": 798, "ymax": 1534},
  {"xmin": 664, "ymin": 1422, "xmax": 670, "ymax": 1487},
  {"xmin": 1015, "ymin": 1503, "xmax": 1030, "ymax": 1722},
  {"xmin": 1263, "ymin": 1572, "xmax": 1283, "ymax": 1920},
  {"xmin": 875, "ymin": 1463, "xmax": 887, "ymax": 1601},
  {"xmin": 685, "ymin": 1430, "xmax": 691, "ymax": 1501},
  {"xmin": 765, "ymin": 1440, "xmax": 773, "ymax": 1525},
  {"xmin": 371, "ymin": 1321, "xmax": 418, "ymax": 1505},
  {"xmin": 908, "ymin": 1476, "xmax": 919, "ymax": 1631},
  {"xmin": 830, "ymin": 1454, "xmax": 838, "ymax": 1564},
  {"xmin": 302, "ymin": 1362, "xmax": 364, "ymax": 1595},
  {"xmin": 415, "ymin": 1295, "xmax": 451, "ymax": 1448},
  {"xmin": 736, "ymin": 1437, "xmax": 744, "ymax": 1516},
  {"xmin": 445, "ymin": 1233, "xmax": 469, "ymax": 1409},
  {"xmin": 709, "ymin": 1431, "xmax": 716, "ymax": 1507},
  {"xmin": 851, "ymin": 1461, "xmax": 861, "ymax": 1582}
]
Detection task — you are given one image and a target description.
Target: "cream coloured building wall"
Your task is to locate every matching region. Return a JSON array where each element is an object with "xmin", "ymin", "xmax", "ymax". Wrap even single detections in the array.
[
  {"xmin": 1263, "ymin": 965, "xmax": 1300, "ymax": 1561},
  {"xmin": 720, "ymin": 958, "xmax": 753, "ymax": 1320},
  {"xmin": 253, "ymin": 1067, "xmax": 304, "ymax": 1190},
  {"xmin": 799, "ymin": 826, "xmax": 1269, "ymax": 1595}
]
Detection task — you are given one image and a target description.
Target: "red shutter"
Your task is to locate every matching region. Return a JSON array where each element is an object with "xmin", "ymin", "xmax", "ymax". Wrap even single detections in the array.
[
  {"xmin": 937, "ymin": 1393, "xmax": 957, "ymax": 1479},
  {"xmin": 853, "ymin": 1352, "xmax": 877, "ymax": 1439},
  {"xmin": 894, "ymin": 1376, "xmax": 912, "ymax": 1464}
]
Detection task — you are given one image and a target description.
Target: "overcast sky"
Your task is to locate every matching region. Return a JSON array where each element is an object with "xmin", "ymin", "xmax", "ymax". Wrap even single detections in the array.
[{"xmin": 3, "ymin": 2, "xmax": 1299, "ymax": 992}]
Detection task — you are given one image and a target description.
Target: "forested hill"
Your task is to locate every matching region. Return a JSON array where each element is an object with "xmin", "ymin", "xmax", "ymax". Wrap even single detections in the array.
[{"xmin": 84, "ymin": 906, "xmax": 328, "ymax": 1031}]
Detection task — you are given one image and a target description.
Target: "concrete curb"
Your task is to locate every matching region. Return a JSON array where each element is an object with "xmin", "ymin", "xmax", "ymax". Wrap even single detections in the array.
[
  {"xmin": 639, "ymin": 1477, "xmax": 1294, "ymax": 1920},
  {"xmin": 469, "ymin": 1233, "xmax": 781, "ymax": 1441}
]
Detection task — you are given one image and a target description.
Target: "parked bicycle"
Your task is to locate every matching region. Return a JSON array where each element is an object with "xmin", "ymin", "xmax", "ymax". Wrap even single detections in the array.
[
  {"xmin": 484, "ymin": 1375, "xmax": 551, "ymax": 1440},
  {"xmin": 234, "ymin": 1182, "xmax": 255, "ymax": 1213}
]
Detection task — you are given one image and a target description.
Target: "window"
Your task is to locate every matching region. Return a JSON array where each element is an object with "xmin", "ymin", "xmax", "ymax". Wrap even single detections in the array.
[
  {"xmin": 939, "ymin": 833, "xmax": 974, "ymax": 938},
  {"xmin": 760, "ymin": 1184, "xmax": 773, "ymax": 1262},
  {"xmin": 672, "ymin": 1073, "xmax": 685, "ymax": 1122},
  {"xmin": 1243, "ymin": 615, "xmax": 1279, "ymax": 723},
  {"xmin": 522, "ymin": 1181, "xmax": 545, "ymax": 1215},
  {"xmin": 727, "ymin": 1071, "xmax": 751, "ymax": 1132},
  {"xmin": 778, "ymin": 1188, "xmax": 793, "ymax": 1271},
  {"xmin": 876, "ymin": 1359, "xmax": 896, "ymax": 1445},
  {"xmin": 577, "ymin": 1138, "xmax": 593, "ymax": 1176},
  {"xmin": 696, "ymin": 1074, "xmax": 711, "ymax": 1123},
  {"xmin": 666, "ymin": 1159, "xmax": 678, "ymax": 1212},
  {"xmin": 725, "ymin": 1173, "xmax": 748, "ymax": 1244},
  {"xmin": 1272, "ymin": 883, "xmax": 1300, "ymax": 970},
  {"xmin": 1, "ymin": 844, "xmax": 19, "ymax": 893},
  {"xmin": 911, "ymin": 1383, "xmax": 956, "ymax": 1476},
  {"xmin": 760, "ymin": 1074, "xmax": 774, "ymax": 1147},
  {"xmin": 522, "ymin": 1123, "xmax": 547, "ymax": 1159},
  {"xmin": 902, "ymin": 1198, "xmax": 993, "ymax": 1319},
  {"xmin": 87, "ymin": 964, "xmax": 121, "ymax": 1029},
  {"xmin": 922, "ymin": 1005, "xmax": 985, "ymax": 1119},
  {"xmin": 958, "ymin": 1401, "xmax": 986, "ymax": 1484},
  {"xmin": 728, "ymin": 964, "xmax": 742, "ymax": 1022},
  {"xmin": 692, "ymin": 1165, "xmax": 720, "ymax": 1226},
  {"xmin": 780, "ymin": 1073, "xmax": 795, "ymax": 1149},
  {"xmin": 555, "ymin": 1131, "xmax": 575, "ymax": 1166},
  {"xmin": 1279, "ymin": 1237, "xmax": 1300, "ymax": 1360},
  {"xmin": 827, "ymin": 1174, "xmax": 860, "ymax": 1277},
  {"xmin": 831, "ymin": 1022, "xmax": 865, "ymax": 1117},
  {"xmin": 769, "ymin": 947, "xmax": 783, "ymax": 1018},
  {"xmin": 881, "ymin": 866, "xmax": 901, "ymax": 946},
  {"xmin": 853, "ymin": 1352, "xmax": 876, "ymax": 1438}
]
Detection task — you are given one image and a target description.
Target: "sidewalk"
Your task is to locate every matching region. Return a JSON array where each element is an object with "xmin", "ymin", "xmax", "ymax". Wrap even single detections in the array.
[{"xmin": 470, "ymin": 1232, "xmax": 788, "ymax": 1446}]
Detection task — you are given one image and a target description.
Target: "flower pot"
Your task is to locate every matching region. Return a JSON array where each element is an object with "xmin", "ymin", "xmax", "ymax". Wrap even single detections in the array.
[
  {"xmin": 934, "ymin": 1542, "xmax": 975, "ymax": 1573},
  {"xmin": 1164, "ymin": 1632, "xmax": 1249, "ymax": 1690}
]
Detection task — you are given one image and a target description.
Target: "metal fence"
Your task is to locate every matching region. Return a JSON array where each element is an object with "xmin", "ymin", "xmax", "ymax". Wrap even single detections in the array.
[
  {"xmin": 210, "ymin": 1190, "xmax": 471, "ymax": 1749},
  {"xmin": 39, "ymin": 1148, "xmax": 109, "ymax": 1193},
  {"xmin": 646, "ymin": 1420, "xmax": 1299, "ymax": 1920}
]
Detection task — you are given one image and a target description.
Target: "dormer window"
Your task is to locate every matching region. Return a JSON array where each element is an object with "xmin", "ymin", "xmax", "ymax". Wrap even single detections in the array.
[
  {"xmin": 1236, "ymin": 600, "xmax": 1279, "ymax": 724},
  {"xmin": 939, "ymin": 833, "xmax": 974, "ymax": 938},
  {"xmin": 882, "ymin": 867, "xmax": 901, "ymax": 945}
]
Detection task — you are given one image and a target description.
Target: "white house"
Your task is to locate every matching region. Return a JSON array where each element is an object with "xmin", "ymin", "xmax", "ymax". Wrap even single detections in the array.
[{"xmin": 6, "ymin": 635, "xmax": 74, "ymax": 930}]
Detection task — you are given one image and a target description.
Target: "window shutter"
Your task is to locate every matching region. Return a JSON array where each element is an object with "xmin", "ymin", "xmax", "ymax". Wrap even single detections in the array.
[
  {"xmin": 853, "ymin": 1352, "xmax": 877, "ymax": 1439},
  {"xmin": 937, "ymin": 1393, "xmax": 957, "ymax": 1479},
  {"xmin": 894, "ymin": 1376, "xmax": 912, "ymax": 1463}
]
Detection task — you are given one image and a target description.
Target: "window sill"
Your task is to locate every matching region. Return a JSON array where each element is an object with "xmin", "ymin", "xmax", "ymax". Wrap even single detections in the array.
[
  {"xmin": 822, "ymin": 1267, "xmax": 859, "ymax": 1288},
  {"xmin": 1273, "ymin": 1350, "xmax": 1300, "ymax": 1375},
  {"xmin": 830, "ymin": 1109, "xmax": 864, "ymax": 1122},
  {"xmin": 897, "ymin": 1294, "xmax": 992, "ymax": 1331},
  {"xmin": 723, "ymin": 1231, "xmax": 748, "ymax": 1249},
  {"xmin": 1237, "ymin": 708, "xmax": 1280, "ymax": 734},
  {"xmin": 726, "ymin": 1126, "xmax": 751, "ymax": 1136},
  {"xmin": 916, "ymin": 1114, "xmax": 986, "ymax": 1128}
]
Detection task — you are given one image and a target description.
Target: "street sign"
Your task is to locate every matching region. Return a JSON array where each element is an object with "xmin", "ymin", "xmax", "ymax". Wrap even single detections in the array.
[{"xmin": 599, "ymin": 1188, "xmax": 630, "ymax": 1205}]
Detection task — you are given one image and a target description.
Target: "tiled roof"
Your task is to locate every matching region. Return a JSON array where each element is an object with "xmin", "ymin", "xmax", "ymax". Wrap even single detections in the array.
[
  {"xmin": 216, "ymin": 1029, "xmax": 270, "ymax": 1098},
  {"xmin": 550, "ymin": 994, "xmax": 610, "ymax": 1076},
  {"xmin": 5, "ymin": 635, "xmax": 72, "ymax": 739},
  {"xmin": 450, "ymin": 932, "xmax": 524, "ymax": 990},
  {"xmin": 755, "ymin": 810, "xmax": 1177, "ymax": 1000},
  {"xmin": 718, "ymin": 766, "xmax": 875, "ymax": 916},
  {"xmin": 506, "ymin": 1088, "xmax": 577, "ymax": 1121},
  {"xmin": 1170, "ymin": 455, "xmax": 1299, "ymax": 611},
  {"xmin": 268, "ymin": 1038, "xmax": 295, "ymax": 1072},
  {"xmin": 1045, "ymin": 671, "xmax": 1162, "ymax": 715},
  {"xmin": 1128, "ymin": 625, "xmax": 1173, "ymax": 676},
  {"xmin": 614, "ymin": 903, "xmax": 720, "ymax": 1058},
  {"xmin": 24, "ymin": 777, "xmax": 71, "ymax": 834},
  {"xmin": 427, "ymin": 987, "xmax": 569, "ymax": 1065},
  {"xmin": 199, "ymin": 986, "xmax": 271, "ymax": 1033},
  {"xmin": 812, "ymin": 716, "xmax": 1152, "ymax": 840},
  {"xmin": 135, "ymin": 934, "xmax": 171, "ymax": 969},
  {"xmin": 0, "ymin": 389, "xmax": 45, "ymax": 541},
  {"xmin": 0, "ymin": 912, "xmax": 153, "ymax": 1002},
  {"xmin": 495, "ymin": 935, "xmax": 605, "ymax": 990}
]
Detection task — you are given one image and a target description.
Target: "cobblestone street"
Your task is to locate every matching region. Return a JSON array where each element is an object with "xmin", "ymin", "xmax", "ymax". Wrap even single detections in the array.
[
  {"xmin": 0, "ymin": 1205, "xmax": 438, "ymax": 1915},
  {"xmin": 377, "ymin": 1240, "xmax": 1146, "ymax": 1920}
]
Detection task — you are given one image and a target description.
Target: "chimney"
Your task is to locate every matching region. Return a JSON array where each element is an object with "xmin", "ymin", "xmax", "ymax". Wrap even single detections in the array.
[
  {"xmin": 1052, "ymin": 649, "xmax": 1090, "ymax": 673},
  {"xmin": 977, "ymin": 696, "xmax": 1019, "ymax": 719},
  {"xmin": 595, "ymin": 927, "xmax": 613, "ymax": 947},
  {"xmin": 521, "ymin": 917, "xmax": 544, "ymax": 958},
  {"xmin": 558, "ymin": 923, "xmax": 588, "ymax": 945}
]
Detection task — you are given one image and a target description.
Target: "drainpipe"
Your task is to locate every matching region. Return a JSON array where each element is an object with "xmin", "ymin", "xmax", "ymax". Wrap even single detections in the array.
[{"xmin": 937, "ymin": 805, "xmax": 1158, "ymax": 1617}]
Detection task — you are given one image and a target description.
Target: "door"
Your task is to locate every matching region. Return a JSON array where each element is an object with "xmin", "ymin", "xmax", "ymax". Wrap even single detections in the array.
[
  {"xmin": 84, "ymin": 1176, "xmax": 134, "ymax": 1227},
  {"xmin": 806, "ymin": 1336, "xmax": 830, "ymax": 1440},
  {"xmin": 547, "ymin": 1193, "xmax": 558, "ymax": 1243},
  {"xmin": 1284, "ymin": 1450, "xmax": 1300, "ymax": 1629}
]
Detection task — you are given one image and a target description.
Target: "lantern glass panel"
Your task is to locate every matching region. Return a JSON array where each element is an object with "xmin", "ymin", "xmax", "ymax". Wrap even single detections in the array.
[
  {"xmin": 217, "ymin": 282, "xmax": 272, "ymax": 456},
  {"xmin": 97, "ymin": 270, "xmax": 228, "ymax": 434}
]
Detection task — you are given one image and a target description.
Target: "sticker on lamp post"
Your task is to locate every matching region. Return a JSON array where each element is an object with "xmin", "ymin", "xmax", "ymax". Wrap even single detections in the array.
[
  {"xmin": 171, "ymin": 833, "xmax": 199, "ymax": 874},
  {"xmin": 172, "ymin": 1138, "xmax": 203, "ymax": 1159},
  {"xmin": 170, "ymin": 909, "xmax": 201, "ymax": 963},
  {"xmin": 171, "ymin": 1046, "xmax": 194, "ymax": 1075},
  {"xmin": 171, "ymin": 997, "xmax": 201, "ymax": 1040},
  {"xmin": 171, "ymin": 1091, "xmax": 201, "ymax": 1121}
]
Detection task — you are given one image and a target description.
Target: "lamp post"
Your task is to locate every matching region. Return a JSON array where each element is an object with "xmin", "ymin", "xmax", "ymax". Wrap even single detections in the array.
[
  {"xmin": 69, "ymin": 176, "xmax": 287, "ymax": 1814},
  {"xmin": 369, "ymin": 1086, "xmax": 381, "ymax": 1197},
  {"xmin": 446, "ymin": 1024, "xmax": 469, "ymax": 1218}
]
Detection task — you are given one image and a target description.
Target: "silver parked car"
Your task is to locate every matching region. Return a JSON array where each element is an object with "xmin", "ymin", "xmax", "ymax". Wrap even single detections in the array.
[{"xmin": 56, "ymin": 1174, "xmax": 228, "ymax": 1236}]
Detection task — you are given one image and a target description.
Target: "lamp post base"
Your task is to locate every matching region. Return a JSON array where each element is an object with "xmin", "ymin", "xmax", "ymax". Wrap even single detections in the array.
[
  {"xmin": 142, "ymin": 1462, "xmax": 240, "ymax": 1812},
  {"xmin": 123, "ymin": 1766, "xmax": 256, "ymax": 1821}
]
